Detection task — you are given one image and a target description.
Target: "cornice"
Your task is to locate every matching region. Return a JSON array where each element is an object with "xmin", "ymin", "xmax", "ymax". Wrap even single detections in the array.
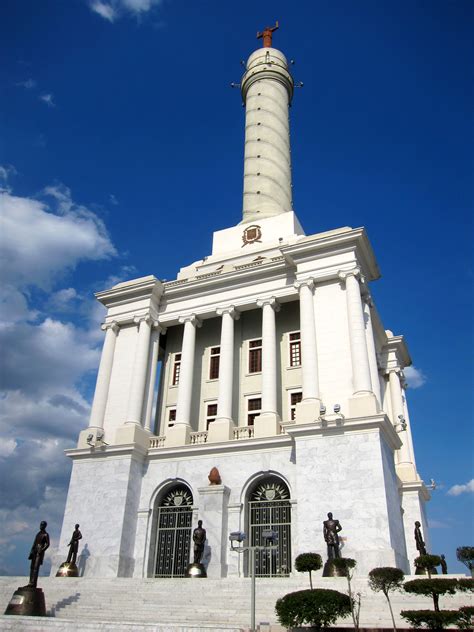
[
  {"xmin": 399, "ymin": 479, "xmax": 431, "ymax": 501},
  {"xmin": 64, "ymin": 443, "xmax": 148, "ymax": 461},
  {"xmin": 282, "ymin": 227, "xmax": 380, "ymax": 282},
  {"xmin": 148, "ymin": 434, "xmax": 292, "ymax": 459},
  {"xmin": 95, "ymin": 276, "xmax": 163, "ymax": 309},
  {"xmin": 283, "ymin": 414, "xmax": 402, "ymax": 451}
]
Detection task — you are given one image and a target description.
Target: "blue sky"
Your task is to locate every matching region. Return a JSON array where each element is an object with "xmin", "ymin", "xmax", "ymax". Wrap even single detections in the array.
[{"xmin": 0, "ymin": 0, "xmax": 472, "ymax": 576}]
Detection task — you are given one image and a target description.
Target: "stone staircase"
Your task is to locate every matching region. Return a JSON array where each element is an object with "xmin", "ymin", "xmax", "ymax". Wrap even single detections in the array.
[{"xmin": 0, "ymin": 575, "xmax": 472, "ymax": 631}]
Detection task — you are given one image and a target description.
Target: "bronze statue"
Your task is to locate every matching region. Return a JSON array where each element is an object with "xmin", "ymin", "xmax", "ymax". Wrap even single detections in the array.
[
  {"xmin": 28, "ymin": 521, "xmax": 50, "ymax": 588},
  {"xmin": 193, "ymin": 520, "xmax": 206, "ymax": 565},
  {"xmin": 323, "ymin": 512, "xmax": 342, "ymax": 560},
  {"xmin": 66, "ymin": 524, "xmax": 82, "ymax": 565},
  {"xmin": 414, "ymin": 521, "xmax": 427, "ymax": 556},
  {"xmin": 440, "ymin": 554, "xmax": 448, "ymax": 574}
]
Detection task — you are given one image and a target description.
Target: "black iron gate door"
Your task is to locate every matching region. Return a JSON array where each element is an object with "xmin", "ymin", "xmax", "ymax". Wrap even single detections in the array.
[
  {"xmin": 154, "ymin": 486, "xmax": 193, "ymax": 577},
  {"xmin": 248, "ymin": 479, "xmax": 291, "ymax": 577}
]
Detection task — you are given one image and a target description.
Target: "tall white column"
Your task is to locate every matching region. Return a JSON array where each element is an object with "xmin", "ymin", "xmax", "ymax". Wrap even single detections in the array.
[
  {"xmin": 257, "ymin": 297, "xmax": 280, "ymax": 416},
  {"xmin": 126, "ymin": 315, "xmax": 152, "ymax": 426},
  {"xmin": 143, "ymin": 325, "xmax": 163, "ymax": 432},
  {"xmin": 339, "ymin": 269, "xmax": 373, "ymax": 396},
  {"xmin": 388, "ymin": 368, "xmax": 417, "ymax": 482},
  {"xmin": 297, "ymin": 279, "xmax": 320, "ymax": 402},
  {"xmin": 294, "ymin": 279, "xmax": 321, "ymax": 424},
  {"xmin": 88, "ymin": 321, "xmax": 119, "ymax": 430},
  {"xmin": 175, "ymin": 314, "xmax": 200, "ymax": 426},
  {"xmin": 363, "ymin": 295, "xmax": 382, "ymax": 406},
  {"xmin": 216, "ymin": 307, "xmax": 238, "ymax": 422}
]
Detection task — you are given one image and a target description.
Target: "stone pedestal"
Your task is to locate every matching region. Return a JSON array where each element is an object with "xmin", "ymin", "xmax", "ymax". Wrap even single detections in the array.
[
  {"xmin": 295, "ymin": 400, "xmax": 320, "ymax": 424},
  {"xmin": 4, "ymin": 586, "xmax": 46, "ymax": 616},
  {"xmin": 56, "ymin": 562, "xmax": 79, "ymax": 577},
  {"xmin": 186, "ymin": 562, "xmax": 207, "ymax": 578},
  {"xmin": 166, "ymin": 424, "xmax": 191, "ymax": 447},
  {"xmin": 348, "ymin": 393, "xmax": 379, "ymax": 417},
  {"xmin": 208, "ymin": 418, "xmax": 234, "ymax": 442},
  {"xmin": 197, "ymin": 485, "xmax": 230, "ymax": 578},
  {"xmin": 322, "ymin": 560, "xmax": 346, "ymax": 578},
  {"xmin": 115, "ymin": 423, "xmax": 150, "ymax": 449},
  {"xmin": 254, "ymin": 412, "xmax": 280, "ymax": 438}
]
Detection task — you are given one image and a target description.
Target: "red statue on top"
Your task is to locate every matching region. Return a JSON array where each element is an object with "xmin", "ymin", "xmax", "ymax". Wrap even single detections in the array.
[{"xmin": 257, "ymin": 21, "xmax": 279, "ymax": 48}]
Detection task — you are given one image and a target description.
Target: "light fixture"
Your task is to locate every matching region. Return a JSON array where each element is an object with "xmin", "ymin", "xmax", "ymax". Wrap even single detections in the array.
[
  {"xmin": 229, "ymin": 531, "xmax": 247, "ymax": 543},
  {"xmin": 261, "ymin": 529, "xmax": 278, "ymax": 543},
  {"xmin": 320, "ymin": 404, "xmax": 326, "ymax": 415},
  {"xmin": 86, "ymin": 433, "xmax": 94, "ymax": 447},
  {"xmin": 334, "ymin": 404, "xmax": 341, "ymax": 413}
]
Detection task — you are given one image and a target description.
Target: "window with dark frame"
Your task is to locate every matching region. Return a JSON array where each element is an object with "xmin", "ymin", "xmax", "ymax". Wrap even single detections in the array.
[
  {"xmin": 206, "ymin": 403, "xmax": 218, "ymax": 430},
  {"xmin": 289, "ymin": 391, "xmax": 302, "ymax": 421},
  {"xmin": 248, "ymin": 339, "xmax": 262, "ymax": 373},
  {"xmin": 209, "ymin": 347, "xmax": 220, "ymax": 380},
  {"xmin": 172, "ymin": 353, "xmax": 181, "ymax": 386},
  {"xmin": 247, "ymin": 397, "xmax": 262, "ymax": 426},
  {"xmin": 289, "ymin": 331, "xmax": 301, "ymax": 367},
  {"xmin": 168, "ymin": 408, "xmax": 177, "ymax": 427}
]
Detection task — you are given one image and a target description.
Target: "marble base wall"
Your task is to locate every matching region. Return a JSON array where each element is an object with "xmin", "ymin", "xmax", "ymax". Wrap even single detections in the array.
[{"xmin": 52, "ymin": 452, "xmax": 145, "ymax": 578}]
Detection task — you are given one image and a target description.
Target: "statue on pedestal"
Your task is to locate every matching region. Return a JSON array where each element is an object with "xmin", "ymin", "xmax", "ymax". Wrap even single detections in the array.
[
  {"xmin": 4, "ymin": 521, "xmax": 49, "ymax": 616},
  {"xmin": 322, "ymin": 512, "xmax": 343, "ymax": 577},
  {"xmin": 414, "ymin": 521, "xmax": 427, "ymax": 555},
  {"xmin": 56, "ymin": 524, "xmax": 82, "ymax": 577},
  {"xmin": 186, "ymin": 520, "xmax": 207, "ymax": 578}
]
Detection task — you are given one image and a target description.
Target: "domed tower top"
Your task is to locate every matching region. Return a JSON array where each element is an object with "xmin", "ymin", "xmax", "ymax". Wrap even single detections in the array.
[{"xmin": 240, "ymin": 23, "xmax": 295, "ymax": 224}]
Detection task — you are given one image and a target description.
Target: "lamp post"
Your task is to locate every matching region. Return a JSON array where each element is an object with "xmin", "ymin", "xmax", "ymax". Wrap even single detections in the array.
[{"xmin": 229, "ymin": 530, "xmax": 278, "ymax": 632}]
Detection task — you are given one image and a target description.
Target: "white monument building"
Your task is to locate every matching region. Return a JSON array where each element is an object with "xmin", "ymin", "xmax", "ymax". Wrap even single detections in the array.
[{"xmin": 54, "ymin": 28, "xmax": 430, "ymax": 581}]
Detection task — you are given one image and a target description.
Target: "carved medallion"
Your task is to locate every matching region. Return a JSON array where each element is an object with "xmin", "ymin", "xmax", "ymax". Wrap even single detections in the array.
[{"xmin": 242, "ymin": 224, "xmax": 262, "ymax": 247}]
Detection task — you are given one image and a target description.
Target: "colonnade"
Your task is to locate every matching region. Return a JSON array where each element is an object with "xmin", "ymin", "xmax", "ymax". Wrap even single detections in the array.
[{"xmin": 87, "ymin": 267, "xmax": 391, "ymax": 440}]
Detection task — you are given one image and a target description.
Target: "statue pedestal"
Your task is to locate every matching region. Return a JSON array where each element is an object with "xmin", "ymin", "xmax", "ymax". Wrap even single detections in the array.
[
  {"xmin": 56, "ymin": 562, "xmax": 79, "ymax": 577},
  {"xmin": 322, "ymin": 560, "xmax": 346, "ymax": 578},
  {"xmin": 4, "ymin": 586, "xmax": 46, "ymax": 616},
  {"xmin": 185, "ymin": 563, "xmax": 207, "ymax": 578},
  {"xmin": 415, "ymin": 565, "xmax": 438, "ymax": 576}
]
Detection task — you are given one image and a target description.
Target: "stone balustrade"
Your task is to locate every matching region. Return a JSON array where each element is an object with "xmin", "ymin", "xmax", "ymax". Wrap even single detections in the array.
[
  {"xmin": 233, "ymin": 426, "xmax": 254, "ymax": 440},
  {"xmin": 190, "ymin": 431, "xmax": 208, "ymax": 445}
]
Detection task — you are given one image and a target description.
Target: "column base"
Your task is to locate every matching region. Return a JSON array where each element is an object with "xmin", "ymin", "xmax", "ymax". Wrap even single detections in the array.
[
  {"xmin": 254, "ymin": 412, "xmax": 280, "ymax": 438},
  {"xmin": 115, "ymin": 423, "xmax": 150, "ymax": 449},
  {"xmin": 348, "ymin": 392, "xmax": 379, "ymax": 417},
  {"xmin": 166, "ymin": 424, "xmax": 191, "ymax": 447},
  {"xmin": 396, "ymin": 462, "xmax": 419, "ymax": 483},
  {"xmin": 208, "ymin": 418, "xmax": 234, "ymax": 443},
  {"xmin": 295, "ymin": 400, "xmax": 321, "ymax": 424}
]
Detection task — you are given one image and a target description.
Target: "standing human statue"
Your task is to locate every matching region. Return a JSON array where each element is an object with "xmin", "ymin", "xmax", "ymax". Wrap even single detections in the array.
[
  {"xmin": 414, "ymin": 521, "xmax": 427, "ymax": 555},
  {"xmin": 323, "ymin": 512, "xmax": 342, "ymax": 560},
  {"xmin": 440, "ymin": 554, "xmax": 448, "ymax": 574},
  {"xmin": 66, "ymin": 524, "xmax": 82, "ymax": 565},
  {"xmin": 27, "ymin": 521, "xmax": 50, "ymax": 588},
  {"xmin": 193, "ymin": 520, "xmax": 206, "ymax": 565}
]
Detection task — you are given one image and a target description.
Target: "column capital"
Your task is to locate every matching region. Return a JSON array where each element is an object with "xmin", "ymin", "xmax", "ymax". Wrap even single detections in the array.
[
  {"xmin": 294, "ymin": 278, "xmax": 315, "ymax": 292},
  {"xmin": 153, "ymin": 320, "xmax": 166, "ymax": 334},
  {"xmin": 216, "ymin": 305, "xmax": 240, "ymax": 320},
  {"xmin": 179, "ymin": 313, "xmax": 202, "ymax": 327},
  {"xmin": 385, "ymin": 366, "xmax": 403, "ymax": 376},
  {"xmin": 101, "ymin": 320, "xmax": 119, "ymax": 333},
  {"xmin": 338, "ymin": 267, "xmax": 365, "ymax": 284},
  {"xmin": 133, "ymin": 313, "xmax": 152, "ymax": 326},
  {"xmin": 257, "ymin": 296, "xmax": 280, "ymax": 311}
]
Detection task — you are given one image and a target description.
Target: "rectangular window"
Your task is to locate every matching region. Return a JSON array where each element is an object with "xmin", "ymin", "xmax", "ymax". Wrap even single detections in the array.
[
  {"xmin": 248, "ymin": 339, "xmax": 262, "ymax": 373},
  {"xmin": 247, "ymin": 397, "xmax": 262, "ymax": 426},
  {"xmin": 172, "ymin": 353, "xmax": 181, "ymax": 386},
  {"xmin": 209, "ymin": 346, "xmax": 220, "ymax": 380},
  {"xmin": 289, "ymin": 391, "xmax": 302, "ymax": 421},
  {"xmin": 206, "ymin": 402, "xmax": 218, "ymax": 430},
  {"xmin": 168, "ymin": 408, "xmax": 176, "ymax": 427},
  {"xmin": 289, "ymin": 331, "xmax": 301, "ymax": 367}
]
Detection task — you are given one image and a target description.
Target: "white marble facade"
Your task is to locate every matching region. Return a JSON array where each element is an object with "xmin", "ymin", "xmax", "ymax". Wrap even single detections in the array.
[{"xmin": 53, "ymin": 38, "xmax": 431, "ymax": 581}]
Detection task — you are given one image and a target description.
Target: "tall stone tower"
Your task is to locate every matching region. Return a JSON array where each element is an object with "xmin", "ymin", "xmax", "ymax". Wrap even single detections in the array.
[{"xmin": 54, "ymin": 27, "xmax": 430, "ymax": 580}]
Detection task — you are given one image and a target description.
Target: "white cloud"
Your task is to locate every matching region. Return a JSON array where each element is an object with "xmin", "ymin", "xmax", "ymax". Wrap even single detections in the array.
[
  {"xmin": 39, "ymin": 93, "xmax": 55, "ymax": 107},
  {"xmin": 16, "ymin": 79, "xmax": 36, "ymax": 89},
  {"xmin": 0, "ymin": 165, "xmax": 17, "ymax": 191},
  {"xmin": 404, "ymin": 366, "xmax": 427, "ymax": 389},
  {"xmin": 109, "ymin": 193, "xmax": 119, "ymax": 205},
  {"xmin": 89, "ymin": 0, "xmax": 162, "ymax": 21},
  {"xmin": 447, "ymin": 479, "xmax": 474, "ymax": 496},
  {"xmin": 0, "ymin": 174, "xmax": 119, "ymax": 574},
  {"xmin": 0, "ymin": 185, "xmax": 116, "ymax": 290}
]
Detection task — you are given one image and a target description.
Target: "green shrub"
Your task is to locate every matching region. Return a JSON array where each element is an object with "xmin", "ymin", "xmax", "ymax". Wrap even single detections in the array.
[
  {"xmin": 401, "ymin": 609, "xmax": 461, "ymax": 630},
  {"xmin": 457, "ymin": 605, "xmax": 474, "ymax": 630},
  {"xmin": 456, "ymin": 546, "xmax": 474, "ymax": 577},
  {"xmin": 275, "ymin": 588, "xmax": 351, "ymax": 630},
  {"xmin": 368, "ymin": 567, "xmax": 405, "ymax": 631},
  {"xmin": 415, "ymin": 554, "xmax": 442, "ymax": 577},
  {"xmin": 457, "ymin": 578, "xmax": 474, "ymax": 592},
  {"xmin": 331, "ymin": 556, "xmax": 356, "ymax": 577},
  {"xmin": 295, "ymin": 553, "xmax": 322, "ymax": 590},
  {"xmin": 404, "ymin": 578, "xmax": 459, "ymax": 612}
]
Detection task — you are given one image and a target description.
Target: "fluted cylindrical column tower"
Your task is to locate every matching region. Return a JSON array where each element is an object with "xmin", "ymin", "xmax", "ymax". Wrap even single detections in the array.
[
  {"xmin": 88, "ymin": 321, "xmax": 119, "ymax": 430},
  {"xmin": 240, "ymin": 45, "xmax": 294, "ymax": 222}
]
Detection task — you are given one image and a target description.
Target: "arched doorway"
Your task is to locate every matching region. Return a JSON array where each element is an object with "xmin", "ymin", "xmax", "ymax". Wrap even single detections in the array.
[
  {"xmin": 152, "ymin": 483, "xmax": 193, "ymax": 577},
  {"xmin": 247, "ymin": 475, "xmax": 292, "ymax": 577}
]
